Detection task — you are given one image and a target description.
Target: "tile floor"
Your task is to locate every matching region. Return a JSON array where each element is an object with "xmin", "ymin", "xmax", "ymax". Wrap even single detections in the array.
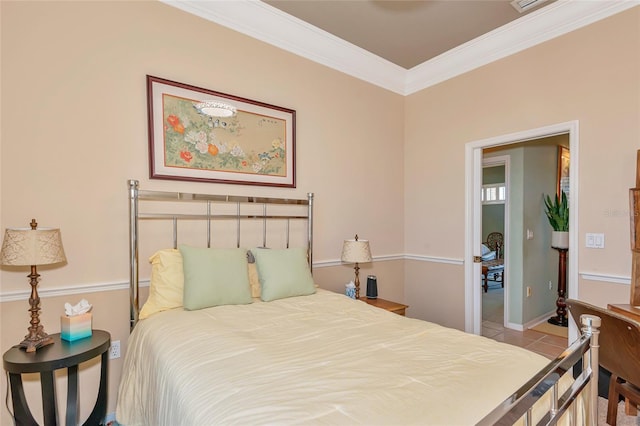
[
  {"xmin": 481, "ymin": 284, "xmax": 567, "ymax": 360},
  {"xmin": 482, "ymin": 285, "xmax": 639, "ymax": 424},
  {"xmin": 481, "ymin": 319, "xmax": 568, "ymax": 359}
]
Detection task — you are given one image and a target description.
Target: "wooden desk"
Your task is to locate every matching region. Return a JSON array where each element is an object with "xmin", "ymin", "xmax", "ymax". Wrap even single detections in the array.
[
  {"xmin": 608, "ymin": 304, "xmax": 640, "ymax": 322},
  {"xmin": 606, "ymin": 304, "xmax": 640, "ymax": 416}
]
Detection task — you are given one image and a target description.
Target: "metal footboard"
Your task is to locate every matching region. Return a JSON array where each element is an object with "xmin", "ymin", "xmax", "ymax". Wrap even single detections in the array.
[{"xmin": 477, "ymin": 314, "xmax": 600, "ymax": 425}]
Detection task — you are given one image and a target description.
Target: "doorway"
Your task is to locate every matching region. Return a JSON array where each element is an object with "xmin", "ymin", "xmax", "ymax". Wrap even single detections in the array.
[
  {"xmin": 481, "ymin": 157, "xmax": 508, "ymax": 327},
  {"xmin": 464, "ymin": 121, "xmax": 579, "ymax": 335}
]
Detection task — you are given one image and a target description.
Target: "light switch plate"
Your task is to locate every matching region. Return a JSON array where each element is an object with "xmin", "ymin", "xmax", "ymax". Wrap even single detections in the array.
[{"xmin": 585, "ymin": 233, "xmax": 605, "ymax": 248}]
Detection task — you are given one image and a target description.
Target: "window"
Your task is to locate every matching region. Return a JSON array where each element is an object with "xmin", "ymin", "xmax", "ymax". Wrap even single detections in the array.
[{"xmin": 482, "ymin": 183, "xmax": 506, "ymax": 204}]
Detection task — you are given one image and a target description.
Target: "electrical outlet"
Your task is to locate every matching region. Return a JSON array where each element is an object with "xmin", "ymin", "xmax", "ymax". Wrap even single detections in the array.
[
  {"xmin": 109, "ymin": 340, "xmax": 120, "ymax": 359},
  {"xmin": 526, "ymin": 286, "xmax": 532, "ymax": 297},
  {"xmin": 549, "ymin": 281, "xmax": 553, "ymax": 290}
]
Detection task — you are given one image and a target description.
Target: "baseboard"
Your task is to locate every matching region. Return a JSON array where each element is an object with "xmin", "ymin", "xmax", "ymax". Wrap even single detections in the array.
[
  {"xmin": 505, "ymin": 322, "xmax": 524, "ymax": 331},
  {"xmin": 525, "ymin": 310, "xmax": 557, "ymax": 330}
]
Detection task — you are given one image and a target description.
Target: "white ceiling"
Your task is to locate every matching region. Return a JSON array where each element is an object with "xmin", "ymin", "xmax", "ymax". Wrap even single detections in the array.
[{"xmin": 162, "ymin": 1, "xmax": 637, "ymax": 95}]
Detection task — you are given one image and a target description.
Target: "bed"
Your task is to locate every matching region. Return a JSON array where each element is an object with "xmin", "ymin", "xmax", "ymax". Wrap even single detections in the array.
[{"xmin": 116, "ymin": 180, "xmax": 601, "ymax": 425}]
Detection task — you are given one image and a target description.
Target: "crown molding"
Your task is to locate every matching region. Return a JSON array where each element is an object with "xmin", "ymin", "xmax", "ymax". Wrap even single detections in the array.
[
  {"xmin": 405, "ymin": 0, "xmax": 639, "ymax": 94},
  {"xmin": 161, "ymin": 1, "xmax": 638, "ymax": 96},
  {"xmin": 160, "ymin": 0, "xmax": 408, "ymax": 94}
]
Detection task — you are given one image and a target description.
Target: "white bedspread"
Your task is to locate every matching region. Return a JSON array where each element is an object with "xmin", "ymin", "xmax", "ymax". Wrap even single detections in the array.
[{"xmin": 116, "ymin": 289, "xmax": 549, "ymax": 425}]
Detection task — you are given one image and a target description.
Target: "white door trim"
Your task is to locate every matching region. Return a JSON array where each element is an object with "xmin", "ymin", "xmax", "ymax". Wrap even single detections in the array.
[{"xmin": 464, "ymin": 121, "xmax": 579, "ymax": 334}]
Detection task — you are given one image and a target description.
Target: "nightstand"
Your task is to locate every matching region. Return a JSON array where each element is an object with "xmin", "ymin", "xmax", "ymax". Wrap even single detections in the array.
[
  {"xmin": 3, "ymin": 330, "xmax": 110, "ymax": 426},
  {"xmin": 359, "ymin": 297, "xmax": 408, "ymax": 316}
]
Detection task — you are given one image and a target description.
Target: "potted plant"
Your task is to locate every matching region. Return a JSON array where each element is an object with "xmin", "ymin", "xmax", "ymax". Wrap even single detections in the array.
[{"xmin": 544, "ymin": 191, "xmax": 569, "ymax": 249}]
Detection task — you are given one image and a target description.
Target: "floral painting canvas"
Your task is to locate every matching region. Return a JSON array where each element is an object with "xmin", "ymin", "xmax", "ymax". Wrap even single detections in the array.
[{"xmin": 148, "ymin": 76, "xmax": 296, "ymax": 187}]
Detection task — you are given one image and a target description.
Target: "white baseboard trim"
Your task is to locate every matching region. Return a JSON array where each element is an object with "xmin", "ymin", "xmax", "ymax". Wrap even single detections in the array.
[
  {"xmin": 525, "ymin": 310, "xmax": 558, "ymax": 330},
  {"xmin": 505, "ymin": 322, "xmax": 524, "ymax": 332}
]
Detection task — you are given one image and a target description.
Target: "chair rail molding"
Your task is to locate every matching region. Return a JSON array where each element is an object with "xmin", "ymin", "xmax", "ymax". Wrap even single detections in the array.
[
  {"xmin": 2, "ymin": 263, "xmax": 622, "ymax": 302},
  {"xmin": 580, "ymin": 272, "xmax": 631, "ymax": 286},
  {"xmin": 1, "ymin": 254, "xmax": 466, "ymax": 301}
]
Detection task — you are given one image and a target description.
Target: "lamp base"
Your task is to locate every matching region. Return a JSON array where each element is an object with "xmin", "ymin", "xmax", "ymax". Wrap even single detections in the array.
[
  {"xmin": 19, "ymin": 264, "xmax": 55, "ymax": 352},
  {"xmin": 18, "ymin": 326, "xmax": 54, "ymax": 353}
]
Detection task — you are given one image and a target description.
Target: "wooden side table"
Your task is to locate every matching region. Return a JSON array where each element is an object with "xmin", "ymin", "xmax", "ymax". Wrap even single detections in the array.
[
  {"xmin": 3, "ymin": 330, "xmax": 110, "ymax": 426},
  {"xmin": 359, "ymin": 297, "xmax": 408, "ymax": 316}
]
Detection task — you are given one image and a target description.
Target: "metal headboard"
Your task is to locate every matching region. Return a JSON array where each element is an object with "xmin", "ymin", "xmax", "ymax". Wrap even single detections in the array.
[{"xmin": 128, "ymin": 179, "xmax": 314, "ymax": 330}]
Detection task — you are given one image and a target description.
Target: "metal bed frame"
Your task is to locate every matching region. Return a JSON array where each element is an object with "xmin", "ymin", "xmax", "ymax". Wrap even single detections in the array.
[
  {"xmin": 128, "ymin": 179, "xmax": 314, "ymax": 330},
  {"xmin": 127, "ymin": 179, "xmax": 601, "ymax": 425},
  {"xmin": 478, "ymin": 314, "xmax": 600, "ymax": 425}
]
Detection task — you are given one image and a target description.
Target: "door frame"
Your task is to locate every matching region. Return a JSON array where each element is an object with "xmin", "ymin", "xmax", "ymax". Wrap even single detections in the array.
[
  {"xmin": 482, "ymin": 155, "xmax": 510, "ymax": 326},
  {"xmin": 464, "ymin": 120, "xmax": 579, "ymax": 334}
]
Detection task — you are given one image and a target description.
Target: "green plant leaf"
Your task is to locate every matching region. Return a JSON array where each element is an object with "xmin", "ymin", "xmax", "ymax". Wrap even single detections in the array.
[{"xmin": 543, "ymin": 191, "xmax": 569, "ymax": 231}]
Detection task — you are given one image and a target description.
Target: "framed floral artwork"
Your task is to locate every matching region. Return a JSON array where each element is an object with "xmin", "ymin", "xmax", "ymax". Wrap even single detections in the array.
[{"xmin": 147, "ymin": 75, "xmax": 296, "ymax": 187}]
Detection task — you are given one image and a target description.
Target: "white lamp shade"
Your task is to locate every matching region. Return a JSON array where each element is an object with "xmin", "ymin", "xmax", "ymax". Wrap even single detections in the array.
[
  {"xmin": 341, "ymin": 239, "xmax": 372, "ymax": 263},
  {"xmin": 1, "ymin": 228, "xmax": 66, "ymax": 266}
]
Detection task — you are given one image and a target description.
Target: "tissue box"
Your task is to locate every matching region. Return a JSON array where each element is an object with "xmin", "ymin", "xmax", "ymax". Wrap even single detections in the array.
[{"xmin": 61, "ymin": 313, "xmax": 92, "ymax": 342}]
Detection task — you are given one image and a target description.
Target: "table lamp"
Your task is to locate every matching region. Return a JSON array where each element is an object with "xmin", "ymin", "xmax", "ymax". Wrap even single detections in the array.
[
  {"xmin": 341, "ymin": 234, "xmax": 372, "ymax": 299},
  {"xmin": 1, "ymin": 219, "xmax": 66, "ymax": 352}
]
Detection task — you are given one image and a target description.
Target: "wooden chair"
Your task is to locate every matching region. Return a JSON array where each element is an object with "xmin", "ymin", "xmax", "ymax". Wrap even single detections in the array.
[
  {"xmin": 486, "ymin": 231, "xmax": 504, "ymax": 258},
  {"xmin": 482, "ymin": 232, "xmax": 504, "ymax": 292},
  {"xmin": 567, "ymin": 299, "xmax": 640, "ymax": 425}
]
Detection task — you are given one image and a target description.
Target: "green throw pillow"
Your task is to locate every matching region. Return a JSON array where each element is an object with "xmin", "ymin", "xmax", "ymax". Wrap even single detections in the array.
[
  {"xmin": 179, "ymin": 246, "xmax": 252, "ymax": 310},
  {"xmin": 252, "ymin": 247, "xmax": 316, "ymax": 302}
]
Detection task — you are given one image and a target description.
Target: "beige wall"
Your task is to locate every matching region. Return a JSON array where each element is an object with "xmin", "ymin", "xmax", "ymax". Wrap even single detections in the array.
[
  {"xmin": 1, "ymin": 1, "xmax": 639, "ymax": 423},
  {"xmin": 404, "ymin": 7, "xmax": 639, "ymax": 324},
  {"xmin": 404, "ymin": 260, "xmax": 465, "ymax": 329},
  {"xmin": 0, "ymin": 1, "xmax": 404, "ymax": 423},
  {"xmin": 314, "ymin": 260, "xmax": 405, "ymax": 304}
]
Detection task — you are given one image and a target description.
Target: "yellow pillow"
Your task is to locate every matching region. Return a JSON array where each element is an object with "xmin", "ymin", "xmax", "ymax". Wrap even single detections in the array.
[
  {"xmin": 248, "ymin": 262, "xmax": 260, "ymax": 298},
  {"xmin": 139, "ymin": 249, "xmax": 184, "ymax": 319}
]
